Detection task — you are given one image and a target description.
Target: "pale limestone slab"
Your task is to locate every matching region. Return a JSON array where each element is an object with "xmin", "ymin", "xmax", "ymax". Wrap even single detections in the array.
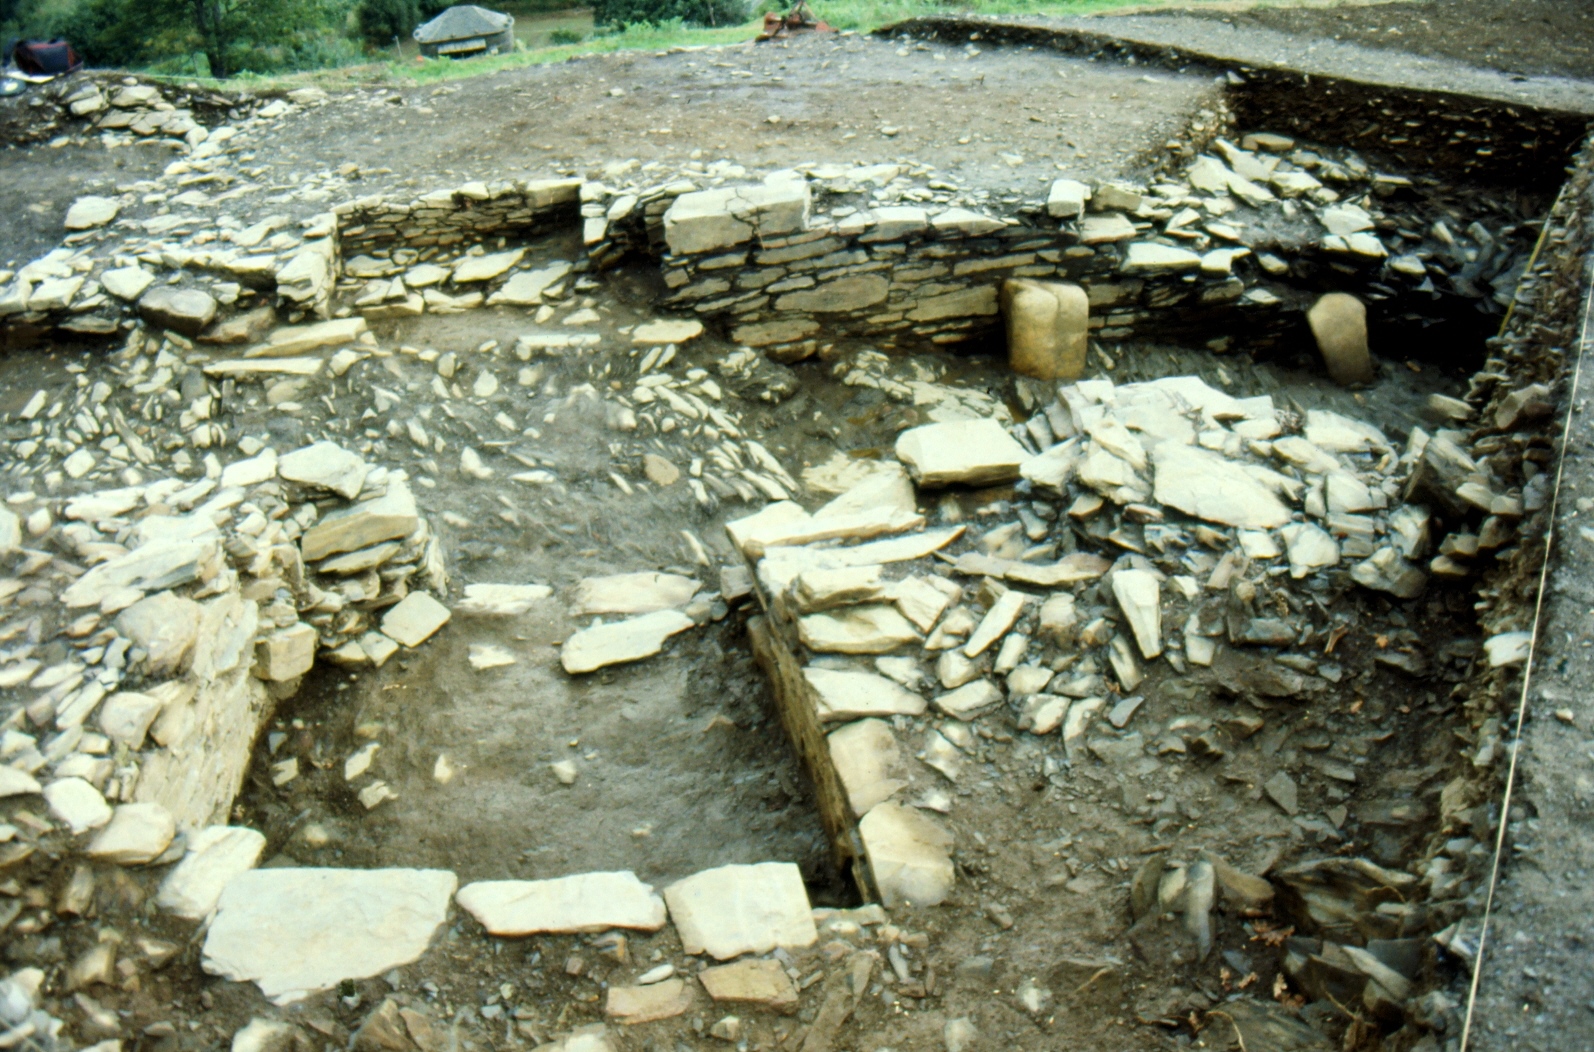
[
  {"xmin": 380, "ymin": 593, "xmax": 452, "ymax": 648},
  {"xmin": 202, "ymin": 868, "xmax": 457, "ymax": 1003},
  {"xmin": 456, "ymin": 872, "xmax": 667, "ymax": 936},
  {"xmin": 1151, "ymin": 443, "xmax": 1291, "ymax": 529},
  {"xmin": 86, "ymin": 802, "xmax": 176, "ymax": 864},
  {"xmin": 278, "ymin": 441, "xmax": 368, "ymax": 499},
  {"xmin": 456, "ymin": 583, "xmax": 553, "ymax": 616},
  {"xmin": 963, "ymin": 589, "xmax": 1028, "ymax": 658},
  {"xmin": 827, "ymin": 718, "xmax": 904, "ymax": 815},
  {"xmin": 570, "ymin": 572, "xmax": 699, "ymax": 616},
  {"xmin": 300, "ymin": 478, "xmax": 419, "ymax": 562},
  {"xmin": 663, "ymin": 862, "xmax": 817, "ymax": 960},
  {"xmin": 452, "ymin": 249, "xmax": 525, "ymax": 283},
  {"xmin": 44, "ymin": 777, "xmax": 112, "ymax": 834},
  {"xmin": 858, "ymin": 802, "xmax": 955, "ymax": 908},
  {"xmin": 798, "ymin": 604, "xmax": 920, "ymax": 655},
  {"xmin": 561, "ymin": 609, "xmax": 696, "ymax": 674},
  {"xmin": 802, "ymin": 667, "xmax": 925, "ymax": 722},
  {"xmin": 894, "ymin": 419, "xmax": 1029, "ymax": 487},
  {"xmin": 1111, "ymin": 569, "xmax": 1162, "ymax": 660},
  {"xmin": 157, "ymin": 825, "xmax": 267, "ymax": 920},
  {"xmin": 699, "ymin": 959, "xmax": 799, "ymax": 1012}
]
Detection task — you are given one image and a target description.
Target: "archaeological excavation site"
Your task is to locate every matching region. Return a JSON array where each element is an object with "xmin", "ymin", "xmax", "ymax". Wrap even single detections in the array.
[{"xmin": 0, "ymin": 7, "xmax": 1592, "ymax": 1052}]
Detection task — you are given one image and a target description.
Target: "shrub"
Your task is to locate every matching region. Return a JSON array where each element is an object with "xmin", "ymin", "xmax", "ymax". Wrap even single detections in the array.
[
  {"xmin": 592, "ymin": 0, "xmax": 746, "ymax": 28},
  {"xmin": 547, "ymin": 26, "xmax": 584, "ymax": 44}
]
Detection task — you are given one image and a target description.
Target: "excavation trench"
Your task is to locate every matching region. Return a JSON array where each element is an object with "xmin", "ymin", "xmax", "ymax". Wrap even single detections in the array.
[{"xmin": 0, "ymin": 25, "xmax": 1586, "ymax": 1052}]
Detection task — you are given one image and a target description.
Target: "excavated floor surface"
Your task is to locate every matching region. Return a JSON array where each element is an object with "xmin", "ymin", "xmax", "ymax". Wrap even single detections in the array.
[
  {"xmin": 0, "ymin": 8, "xmax": 1590, "ymax": 1051},
  {"xmin": 202, "ymin": 230, "xmax": 1477, "ymax": 1050}
]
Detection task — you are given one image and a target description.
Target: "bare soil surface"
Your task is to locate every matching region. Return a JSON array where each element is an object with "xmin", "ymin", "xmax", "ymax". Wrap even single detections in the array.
[
  {"xmin": 1165, "ymin": 0, "xmax": 1594, "ymax": 82},
  {"xmin": 0, "ymin": 139, "xmax": 175, "ymax": 272},
  {"xmin": 1453, "ymin": 150, "xmax": 1594, "ymax": 1052},
  {"xmin": 0, "ymin": 32, "xmax": 1221, "ymax": 272}
]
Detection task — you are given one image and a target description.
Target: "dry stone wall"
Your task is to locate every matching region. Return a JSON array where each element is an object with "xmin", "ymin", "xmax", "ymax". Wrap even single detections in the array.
[
  {"xmin": 649, "ymin": 174, "xmax": 1286, "ymax": 360},
  {"xmin": 1, "ymin": 88, "xmax": 1540, "ymax": 378}
]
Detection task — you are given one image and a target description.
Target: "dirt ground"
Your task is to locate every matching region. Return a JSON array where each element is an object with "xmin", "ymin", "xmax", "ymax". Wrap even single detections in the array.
[
  {"xmin": 130, "ymin": 31, "xmax": 1218, "ymax": 226},
  {"xmin": 1166, "ymin": 0, "xmax": 1594, "ymax": 82},
  {"xmin": 0, "ymin": 139, "xmax": 175, "ymax": 274},
  {"xmin": 0, "ymin": 32, "xmax": 1224, "ymax": 275}
]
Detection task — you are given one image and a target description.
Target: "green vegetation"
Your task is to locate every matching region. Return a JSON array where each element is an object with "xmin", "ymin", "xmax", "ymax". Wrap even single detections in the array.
[
  {"xmin": 2, "ymin": 0, "xmax": 1177, "ymax": 82},
  {"xmin": 4, "ymin": 0, "xmax": 366, "ymax": 76},
  {"xmin": 593, "ymin": 0, "xmax": 743, "ymax": 30}
]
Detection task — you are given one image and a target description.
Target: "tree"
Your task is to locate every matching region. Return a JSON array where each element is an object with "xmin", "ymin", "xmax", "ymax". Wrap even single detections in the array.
[
  {"xmin": 183, "ymin": 0, "xmax": 346, "ymax": 78},
  {"xmin": 29, "ymin": 0, "xmax": 349, "ymax": 76}
]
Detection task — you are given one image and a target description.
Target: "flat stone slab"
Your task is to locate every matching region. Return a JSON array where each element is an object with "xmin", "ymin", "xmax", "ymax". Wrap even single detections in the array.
[
  {"xmin": 1152, "ymin": 443, "xmax": 1291, "ymax": 529},
  {"xmin": 570, "ymin": 572, "xmax": 699, "ymax": 616},
  {"xmin": 65, "ymin": 195, "xmax": 120, "ymax": 230},
  {"xmin": 157, "ymin": 825, "xmax": 267, "ymax": 920},
  {"xmin": 605, "ymin": 979, "xmax": 693, "ymax": 1024},
  {"xmin": 202, "ymin": 868, "xmax": 457, "ymax": 1003},
  {"xmin": 663, "ymin": 180, "xmax": 811, "ymax": 255},
  {"xmin": 663, "ymin": 862, "xmax": 818, "ymax": 960},
  {"xmin": 632, "ymin": 319, "xmax": 704, "ymax": 345},
  {"xmin": 86, "ymin": 802, "xmax": 175, "ymax": 864},
  {"xmin": 456, "ymin": 583, "xmax": 553, "ymax": 616},
  {"xmin": 248, "ymin": 317, "xmax": 367, "ymax": 358},
  {"xmin": 828, "ymin": 718, "xmax": 905, "ymax": 815},
  {"xmin": 858, "ymin": 801, "xmax": 955, "ymax": 909},
  {"xmin": 139, "ymin": 286, "xmax": 218, "ymax": 336},
  {"xmin": 456, "ymin": 872, "xmax": 667, "ymax": 935},
  {"xmin": 797, "ymin": 604, "xmax": 920, "ymax": 654},
  {"xmin": 699, "ymin": 958, "xmax": 800, "ymax": 1013},
  {"xmin": 1111, "ymin": 568, "xmax": 1162, "ymax": 659},
  {"xmin": 561, "ymin": 609, "xmax": 696, "ymax": 674},
  {"xmin": 0, "ymin": 766, "xmax": 41, "ymax": 798},
  {"xmin": 101, "ymin": 266, "xmax": 154, "ymax": 301},
  {"xmin": 381, "ymin": 592, "xmax": 451, "ymax": 648},
  {"xmin": 933, "ymin": 679, "xmax": 1003, "ymax": 720},
  {"xmin": 803, "ymin": 667, "xmax": 925, "ymax": 721},
  {"xmin": 280, "ymin": 436, "xmax": 369, "ymax": 500},
  {"xmin": 894, "ymin": 419, "xmax": 1029, "ymax": 487},
  {"xmin": 486, "ymin": 262, "xmax": 571, "ymax": 306},
  {"xmin": 43, "ymin": 776, "xmax": 112, "ymax": 833},
  {"xmin": 452, "ymin": 249, "xmax": 525, "ymax": 283},
  {"xmin": 301, "ymin": 478, "xmax": 419, "ymax": 562}
]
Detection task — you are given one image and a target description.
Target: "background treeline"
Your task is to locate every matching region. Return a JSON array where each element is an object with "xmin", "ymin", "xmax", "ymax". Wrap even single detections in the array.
[{"xmin": 1, "ymin": 0, "xmax": 750, "ymax": 78}]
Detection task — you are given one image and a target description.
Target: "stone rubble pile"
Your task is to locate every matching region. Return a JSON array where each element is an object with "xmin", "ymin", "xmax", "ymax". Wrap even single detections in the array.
[
  {"xmin": 0, "ymin": 73, "xmax": 314, "ymax": 148},
  {"xmin": 0, "ymin": 422, "xmax": 449, "ymax": 877},
  {"xmin": 720, "ymin": 366, "xmax": 1533, "ymax": 1037}
]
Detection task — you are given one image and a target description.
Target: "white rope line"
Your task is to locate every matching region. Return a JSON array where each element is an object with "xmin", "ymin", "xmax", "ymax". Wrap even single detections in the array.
[{"xmin": 1459, "ymin": 189, "xmax": 1594, "ymax": 1050}]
